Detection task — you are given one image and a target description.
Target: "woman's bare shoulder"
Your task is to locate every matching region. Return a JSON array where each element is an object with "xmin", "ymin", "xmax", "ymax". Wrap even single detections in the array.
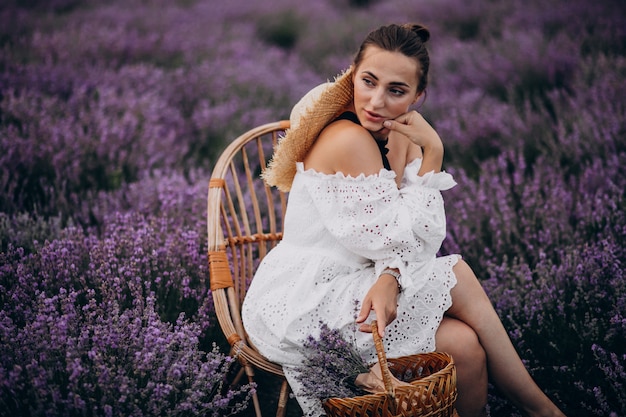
[
  {"xmin": 318, "ymin": 119, "xmax": 375, "ymax": 148},
  {"xmin": 304, "ymin": 120, "xmax": 384, "ymax": 176}
]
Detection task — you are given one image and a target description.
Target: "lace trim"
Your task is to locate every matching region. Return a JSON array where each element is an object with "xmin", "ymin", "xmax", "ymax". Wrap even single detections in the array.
[
  {"xmin": 296, "ymin": 159, "xmax": 456, "ymax": 190},
  {"xmin": 296, "ymin": 161, "xmax": 396, "ymax": 182}
]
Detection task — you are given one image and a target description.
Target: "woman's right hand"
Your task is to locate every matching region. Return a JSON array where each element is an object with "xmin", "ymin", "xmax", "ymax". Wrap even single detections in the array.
[{"xmin": 356, "ymin": 273, "xmax": 400, "ymax": 337}]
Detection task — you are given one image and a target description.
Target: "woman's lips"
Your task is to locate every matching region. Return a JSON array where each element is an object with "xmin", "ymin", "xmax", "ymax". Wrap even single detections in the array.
[{"xmin": 364, "ymin": 110, "xmax": 386, "ymax": 123}]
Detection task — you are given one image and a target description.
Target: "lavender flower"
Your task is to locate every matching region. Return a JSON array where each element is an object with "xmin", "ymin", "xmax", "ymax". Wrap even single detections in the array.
[
  {"xmin": 0, "ymin": 0, "xmax": 624, "ymax": 415},
  {"xmin": 294, "ymin": 323, "xmax": 369, "ymax": 400},
  {"xmin": 0, "ymin": 285, "xmax": 254, "ymax": 417}
]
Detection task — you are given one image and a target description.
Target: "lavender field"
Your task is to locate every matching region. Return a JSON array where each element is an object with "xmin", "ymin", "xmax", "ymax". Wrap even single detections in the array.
[{"xmin": 0, "ymin": 0, "xmax": 624, "ymax": 416}]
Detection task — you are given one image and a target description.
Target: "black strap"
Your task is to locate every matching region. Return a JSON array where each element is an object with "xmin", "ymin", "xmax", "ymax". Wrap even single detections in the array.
[{"xmin": 336, "ymin": 112, "xmax": 391, "ymax": 170}]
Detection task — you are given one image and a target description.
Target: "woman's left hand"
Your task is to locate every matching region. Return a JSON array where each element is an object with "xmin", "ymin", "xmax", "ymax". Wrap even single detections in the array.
[
  {"xmin": 383, "ymin": 111, "xmax": 443, "ymax": 174},
  {"xmin": 356, "ymin": 274, "xmax": 400, "ymax": 337}
]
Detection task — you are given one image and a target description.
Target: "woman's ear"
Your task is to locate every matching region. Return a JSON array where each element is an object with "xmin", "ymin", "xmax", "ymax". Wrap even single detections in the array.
[{"xmin": 413, "ymin": 91, "xmax": 424, "ymax": 104}]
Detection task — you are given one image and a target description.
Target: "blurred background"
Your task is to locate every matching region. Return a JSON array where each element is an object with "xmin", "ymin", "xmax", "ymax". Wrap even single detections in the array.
[{"xmin": 0, "ymin": 0, "xmax": 624, "ymax": 416}]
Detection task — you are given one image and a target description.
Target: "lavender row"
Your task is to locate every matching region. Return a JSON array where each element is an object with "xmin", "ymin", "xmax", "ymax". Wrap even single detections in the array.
[{"xmin": 0, "ymin": 0, "xmax": 625, "ymax": 415}]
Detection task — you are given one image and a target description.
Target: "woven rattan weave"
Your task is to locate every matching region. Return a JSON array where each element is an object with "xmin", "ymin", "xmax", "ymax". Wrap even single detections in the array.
[
  {"xmin": 323, "ymin": 321, "xmax": 457, "ymax": 417},
  {"xmin": 208, "ymin": 121, "xmax": 290, "ymax": 417}
]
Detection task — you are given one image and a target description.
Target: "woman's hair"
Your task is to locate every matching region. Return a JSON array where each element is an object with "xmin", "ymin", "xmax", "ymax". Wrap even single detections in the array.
[
  {"xmin": 264, "ymin": 24, "xmax": 431, "ymax": 191},
  {"xmin": 353, "ymin": 23, "xmax": 430, "ymax": 93}
]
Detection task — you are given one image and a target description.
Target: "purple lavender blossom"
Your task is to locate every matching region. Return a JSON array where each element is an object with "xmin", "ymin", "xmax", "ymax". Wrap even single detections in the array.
[
  {"xmin": 294, "ymin": 323, "xmax": 370, "ymax": 400},
  {"xmin": 0, "ymin": 0, "xmax": 624, "ymax": 416}
]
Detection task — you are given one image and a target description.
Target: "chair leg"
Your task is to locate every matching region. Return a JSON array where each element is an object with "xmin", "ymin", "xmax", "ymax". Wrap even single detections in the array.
[
  {"xmin": 251, "ymin": 390, "xmax": 262, "ymax": 417},
  {"xmin": 235, "ymin": 360, "xmax": 291, "ymax": 417},
  {"xmin": 242, "ymin": 364, "xmax": 263, "ymax": 417},
  {"xmin": 276, "ymin": 379, "xmax": 290, "ymax": 417},
  {"xmin": 231, "ymin": 366, "xmax": 262, "ymax": 416},
  {"xmin": 231, "ymin": 366, "xmax": 245, "ymax": 386}
]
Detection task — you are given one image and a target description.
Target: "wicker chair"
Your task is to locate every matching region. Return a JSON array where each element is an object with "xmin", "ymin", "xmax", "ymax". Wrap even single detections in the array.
[
  {"xmin": 207, "ymin": 120, "xmax": 291, "ymax": 417},
  {"xmin": 207, "ymin": 120, "xmax": 459, "ymax": 417}
]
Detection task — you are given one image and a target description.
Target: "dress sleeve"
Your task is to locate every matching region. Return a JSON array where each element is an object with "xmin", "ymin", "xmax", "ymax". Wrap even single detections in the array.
[
  {"xmin": 398, "ymin": 158, "xmax": 457, "ymax": 257},
  {"xmin": 304, "ymin": 164, "xmax": 456, "ymax": 295}
]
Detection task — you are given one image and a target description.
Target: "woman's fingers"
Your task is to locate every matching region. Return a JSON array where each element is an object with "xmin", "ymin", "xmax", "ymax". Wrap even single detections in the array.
[
  {"xmin": 357, "ymin": 299, "xmax": 380, "ymax": 335},
  {"xmin": 358, "ymin": 276, "xmax": 400, "ymax": 336},
  {"xmin": 384, "ymin": 111, "xmax": 442, "ymax": 152},
  {"xmin": 382, "ymin": 113, "xmax": 415, "ymax": 135},
  {"xmin": 356, "ymin": 297, "xmax": 372, "ymax": 324}
]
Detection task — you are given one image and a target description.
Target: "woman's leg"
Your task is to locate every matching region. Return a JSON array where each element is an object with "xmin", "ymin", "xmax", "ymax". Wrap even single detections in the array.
[
  {"xmin": 447, "ymin": 260, "xmax": 566, "ymax": 417},
  {"xmin": 435, "ymin": 316, "xmax": 488, "ymax": 417}
]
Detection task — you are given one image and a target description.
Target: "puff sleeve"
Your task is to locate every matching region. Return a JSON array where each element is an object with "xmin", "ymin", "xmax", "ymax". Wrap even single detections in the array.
[{"xmin": 303, "ymin": 159, "xmax": 456, "ymax": 296}]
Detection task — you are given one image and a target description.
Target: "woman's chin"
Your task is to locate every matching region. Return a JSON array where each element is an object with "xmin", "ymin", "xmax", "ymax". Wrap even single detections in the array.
[
  {"xmin": 371, "ymin": 127, "xmax": 390, "ymax": 140},
  {"xmin": 360, "ymin": 119, "xmax": 389, "ymax": 139}
]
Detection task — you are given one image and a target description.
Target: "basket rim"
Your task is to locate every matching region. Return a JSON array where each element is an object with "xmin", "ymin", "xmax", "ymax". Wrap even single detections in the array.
[{"xmin": 322, "ymin": 351, "xmax": 456, "ymax": 403}]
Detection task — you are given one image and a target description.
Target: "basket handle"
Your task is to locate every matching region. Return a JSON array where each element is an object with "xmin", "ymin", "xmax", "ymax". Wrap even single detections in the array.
[{"xmin": 370, "ymin": 320, "xmax": 395, "ymax": 399}]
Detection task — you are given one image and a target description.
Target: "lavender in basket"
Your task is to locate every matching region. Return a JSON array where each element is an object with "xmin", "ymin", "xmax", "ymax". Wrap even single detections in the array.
[{"xmin": 294, "ymin": 322, "xmax": 370, "ymax": 400}]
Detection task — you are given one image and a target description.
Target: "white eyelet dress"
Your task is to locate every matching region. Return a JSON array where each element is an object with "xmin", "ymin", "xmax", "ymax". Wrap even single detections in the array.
[{"xmin": 242, "ymin": 158, "xmax": 460, "ymax": 416}]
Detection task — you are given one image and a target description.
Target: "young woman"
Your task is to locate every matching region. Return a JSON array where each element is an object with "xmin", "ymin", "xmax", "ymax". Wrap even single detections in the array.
[{"xmin": 242, "ymin": 23, "xmax": 566, "ymax": 417}]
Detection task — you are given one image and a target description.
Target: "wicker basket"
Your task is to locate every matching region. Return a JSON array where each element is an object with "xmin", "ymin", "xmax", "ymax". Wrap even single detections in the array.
[{"xmin": 322, "ymin": 321, "xmax": 457, "ymax": 417}]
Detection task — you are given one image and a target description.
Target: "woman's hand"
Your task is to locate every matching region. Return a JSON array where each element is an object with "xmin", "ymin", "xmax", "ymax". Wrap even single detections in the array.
[
  {"xmin": 383, "ymin": 111, "xmax": 444, "ymax": 174},
  {"xmin": 356, "ymin": 273, "xmax": 400, "ymax": 337}
]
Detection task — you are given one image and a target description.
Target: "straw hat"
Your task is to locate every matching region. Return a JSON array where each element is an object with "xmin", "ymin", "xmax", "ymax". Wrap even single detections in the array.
[{"xmin": 262, "ymin": 68, "xmax": 354, "ymax": 191}]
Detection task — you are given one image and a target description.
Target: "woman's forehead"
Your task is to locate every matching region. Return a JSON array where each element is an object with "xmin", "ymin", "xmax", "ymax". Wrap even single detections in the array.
[{"xmin": 356, "ymin": 46, "xmax": 419, "ymax": 86}]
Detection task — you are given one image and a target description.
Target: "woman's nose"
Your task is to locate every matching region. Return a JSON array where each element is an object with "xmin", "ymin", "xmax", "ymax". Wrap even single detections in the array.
[{"xmin": 370, "ymin": 88, "xmax": 385, "ymax": 108}]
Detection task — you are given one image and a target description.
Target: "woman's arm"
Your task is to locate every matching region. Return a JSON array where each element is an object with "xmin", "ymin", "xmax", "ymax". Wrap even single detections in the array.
[{"xmin": 306, "ymin": 120, "xmax": 403, "ymax": 336}]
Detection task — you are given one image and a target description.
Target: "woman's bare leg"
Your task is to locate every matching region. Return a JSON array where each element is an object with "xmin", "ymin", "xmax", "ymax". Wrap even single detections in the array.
[
  {"xmin": 447, "ymin": 260, "xmax": 566, "ymax": 417},
  {"xmin": 436, "ymin": 316, "xmax": 488, "ymax": 417}
]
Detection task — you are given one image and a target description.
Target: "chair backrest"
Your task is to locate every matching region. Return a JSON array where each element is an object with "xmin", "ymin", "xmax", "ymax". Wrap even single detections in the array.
[{"xmin": 207, "ymin": 120, "xmax": 290, "ymax": 375}]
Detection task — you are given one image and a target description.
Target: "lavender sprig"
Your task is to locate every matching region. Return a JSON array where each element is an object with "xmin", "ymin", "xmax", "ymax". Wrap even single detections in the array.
[{"xmin": 294, "ymin": 323, "xmax": 370, "ymax": 400}]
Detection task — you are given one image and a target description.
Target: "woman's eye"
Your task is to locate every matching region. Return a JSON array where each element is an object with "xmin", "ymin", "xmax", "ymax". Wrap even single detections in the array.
[
  {"xmin": 363, "ymin": 78, "xmax": 374, "ymax": 86},
  {"xmin": 390, "ymin": 88, "xmax": 405, "ymax": 96}
]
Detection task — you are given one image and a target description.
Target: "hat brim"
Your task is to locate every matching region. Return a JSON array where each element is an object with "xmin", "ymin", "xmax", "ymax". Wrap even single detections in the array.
[{"xmin": 262, "ymin": 68, "xmax": 354, "ymax": 192}]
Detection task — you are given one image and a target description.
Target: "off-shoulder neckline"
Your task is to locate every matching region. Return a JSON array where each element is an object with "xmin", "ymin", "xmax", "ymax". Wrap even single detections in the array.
[
  {"xmin": 295, "ymin": 162, "xmax": 395, "ymax": 182},
  {"xmin": 295, "ymin": 158, "xmax": 423, "ymax": 181}
]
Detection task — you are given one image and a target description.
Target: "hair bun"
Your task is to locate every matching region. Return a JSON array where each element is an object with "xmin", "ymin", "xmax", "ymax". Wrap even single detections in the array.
[{"xmin": 403, "ymin": 23, "xmax": 430, "ymax": 43}]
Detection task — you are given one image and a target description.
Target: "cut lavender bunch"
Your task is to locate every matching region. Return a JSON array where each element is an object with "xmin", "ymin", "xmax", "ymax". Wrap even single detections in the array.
[{"xmin": 294, "ymin": 323, "xmax": 370, "ymax": 400}]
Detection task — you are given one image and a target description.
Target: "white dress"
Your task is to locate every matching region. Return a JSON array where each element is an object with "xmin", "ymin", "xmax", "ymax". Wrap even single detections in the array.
[{"xmin": 242, "ymin": 158, "xmax": 459, "ymax": 416}]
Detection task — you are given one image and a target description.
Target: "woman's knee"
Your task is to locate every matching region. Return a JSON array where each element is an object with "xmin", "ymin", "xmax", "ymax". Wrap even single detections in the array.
[
  {"xmin": 436, "ymin": 317, "xmax": 488, "ymax": 416},
  {"xmin": 436, "ymin": 317, "xmax": 486, "ymax": 372}
]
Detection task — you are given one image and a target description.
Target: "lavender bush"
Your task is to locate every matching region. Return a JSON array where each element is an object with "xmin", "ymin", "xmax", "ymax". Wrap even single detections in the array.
[
  {"xmin": 0, "ymin": 285, "xmax": 254, "ymax": 416},
  {"xmin": 0, "ymin": 0, "xmax": 624, "ymax": 416},
  {"xmin": 0, "ymin": 212, "xmax": 254, "ymax": 415}
]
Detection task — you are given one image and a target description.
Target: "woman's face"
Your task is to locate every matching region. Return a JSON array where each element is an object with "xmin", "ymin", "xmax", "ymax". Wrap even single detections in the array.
[{"xmin": 352, "ymin": 46, "xmax": 421, "ymax": 138}]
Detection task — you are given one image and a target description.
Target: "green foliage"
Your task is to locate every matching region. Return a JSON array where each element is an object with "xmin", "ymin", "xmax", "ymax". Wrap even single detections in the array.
[{"xmin": 257, "ymin": 10, "xmax": 304, "ymax": 50}]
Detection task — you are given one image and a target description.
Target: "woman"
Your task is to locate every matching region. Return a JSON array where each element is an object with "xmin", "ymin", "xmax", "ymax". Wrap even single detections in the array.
[{"xmin": 242, "ymin": 23, "xmax": 565, "ymax": 417}]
